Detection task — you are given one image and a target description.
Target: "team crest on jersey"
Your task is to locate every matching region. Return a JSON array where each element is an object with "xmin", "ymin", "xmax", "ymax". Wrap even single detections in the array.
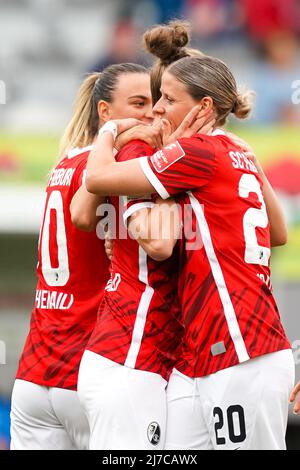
[
  {"xmin": 151, "ymin": 142, "xmax": 185, "ymax": 173},
  {"xmin": 147, "ymin": 422, "xmax": 161, "ymax": 446}
]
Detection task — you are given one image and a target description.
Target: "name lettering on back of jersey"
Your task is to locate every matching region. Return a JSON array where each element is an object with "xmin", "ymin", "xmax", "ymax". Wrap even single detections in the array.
[
  {"xmin": 151, "ymin": 141, "xmax": 185, "ymax": 173},
  {"xmin": 229, "ymin": 151, "xmax": 258, "ymax": 173},
  {"xmin": 35, "ymin": 289, "xmax": 74, "ymax": 310},
  {"xmin": 48, "ymin": 168, "xmax": 76, "ymax": 187}
]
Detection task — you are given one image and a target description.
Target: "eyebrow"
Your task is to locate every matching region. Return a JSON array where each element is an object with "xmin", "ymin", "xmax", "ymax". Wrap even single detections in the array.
[{"xmin": 128, "ymin": 95, "xmax": 149, "ymax": 100}]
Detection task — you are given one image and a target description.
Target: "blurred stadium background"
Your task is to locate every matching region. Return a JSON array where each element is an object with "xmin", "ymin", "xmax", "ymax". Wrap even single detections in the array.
[{"xmin": 0, "ymin": 0, "xmax": 300, "ymax": 450}]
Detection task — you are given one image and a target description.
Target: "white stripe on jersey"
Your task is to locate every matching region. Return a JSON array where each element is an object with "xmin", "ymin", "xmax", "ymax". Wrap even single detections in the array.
[
  {"xmin": 188, "ymin": 191, "xmax": 250, "ymax": 364},
  {"xmin": 139, "ymin": 157, "xmax": 170, "ymax": 200},
  {"xmin": 122, "ymin": 201, "xmax": 155, "ymax": 225},
  {"xmin": 124, "ymin": 247, "xmax": 154, "ymax": 368}
]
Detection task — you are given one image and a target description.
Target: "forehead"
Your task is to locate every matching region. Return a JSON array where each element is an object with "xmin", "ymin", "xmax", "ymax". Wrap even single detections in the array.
[
  {"xmin": 161, "ymin": 71, "xmax": 187, "ymax": 95},
  {"xmin": 115, "ymin": 73, "xmax": 151, "ymax": 98}
]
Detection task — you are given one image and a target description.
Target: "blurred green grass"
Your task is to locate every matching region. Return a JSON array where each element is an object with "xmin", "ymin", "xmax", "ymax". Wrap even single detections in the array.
[
  {"xmin": 1, "ymin": 127, "xmax": 300, "ymax": 184},
  {"xmin": 0, "ymin": 133, "xmax": 59, "ymax": 185},
  {"xmin": 0, "ymin": 126, "xmax": 300, "ymax": 184},
  {"xmin": 231, "ymin": 125, "xmax": 300, "ymax": 164},
  {"xmin": 0, "ymin": 127, "xmax": 299, "ymax": 280}
]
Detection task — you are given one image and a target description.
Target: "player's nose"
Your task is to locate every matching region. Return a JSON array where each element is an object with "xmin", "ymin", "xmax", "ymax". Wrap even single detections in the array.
[
  {"xmin": 152, "ymin": 99, "xmax": 165, "ymax": 117},
  {"xmin": 144, "ymin": 108, "xmax": 154, "ymax": 123}
]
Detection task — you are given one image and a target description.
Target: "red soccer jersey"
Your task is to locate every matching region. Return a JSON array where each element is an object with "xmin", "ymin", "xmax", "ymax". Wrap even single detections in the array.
[
  {"xmin": 16, "ymin": 146, "xmax": 110, "ymax": 390},
  {"xmin": 86, "ymin": 141, "xmax": 184, "ymax": 381},
  {"xmin": 139, "ymin": 130, "xmax": 291, "ymax": 378}
]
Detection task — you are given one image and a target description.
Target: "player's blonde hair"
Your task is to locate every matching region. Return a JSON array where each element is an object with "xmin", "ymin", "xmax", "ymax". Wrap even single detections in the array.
[
  {"xmin": 59, "ymin": 63, "xmax": 149, "ymax": 158},
  {"xmin": 143, "ymin": 20, "xmax": 205, "ymax": 104}
]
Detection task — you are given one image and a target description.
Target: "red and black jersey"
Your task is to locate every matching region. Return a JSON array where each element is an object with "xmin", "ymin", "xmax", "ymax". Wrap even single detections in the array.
[
  {"xmin": 138, "ymin": 130, "xmax": 290, "ymax": 378},
  {"xmin": 86, "ymin": 141, "xmax": 184, "ymax": 381},
  {"xmin": 16, "ymin": 146, "xmax": 110, "ymax": 390}
]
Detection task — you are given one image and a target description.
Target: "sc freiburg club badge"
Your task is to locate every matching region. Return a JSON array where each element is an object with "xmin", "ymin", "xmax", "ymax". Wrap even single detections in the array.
[{"xmin": 147, "ymin": 422, "xmax": 161, "ymax": 446}]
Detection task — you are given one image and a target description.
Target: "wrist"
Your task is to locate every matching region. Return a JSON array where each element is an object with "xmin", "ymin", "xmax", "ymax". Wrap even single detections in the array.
[{"xmin": 98, "ymin": 121, "xmax": 118, "ymax": 141}]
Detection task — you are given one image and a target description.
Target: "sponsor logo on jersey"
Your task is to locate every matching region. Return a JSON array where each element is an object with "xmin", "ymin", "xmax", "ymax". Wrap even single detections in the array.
[
  {"xmin": 147, "ymin": 422, "xmax": 161, "ymax": 446},
  {"xmin": 105, "ymin": 273, "xmax": 121, "ymax": 292},
  {"xmin": 151, "ymin": 141, "xmax": 185, "ymax": 173}
]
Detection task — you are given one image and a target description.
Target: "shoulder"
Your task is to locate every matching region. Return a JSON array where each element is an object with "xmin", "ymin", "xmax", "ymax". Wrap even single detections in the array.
[
  {"xmin": 116, "ymin": 140, "xmax": 154, "ymax": 162},
  {"xmin": 67, "ymin": 146, "xmax": 93, "ymax": 166},
  {"xmin": 175, "ymin": 134, "xmax": 216, "ymax": 164}
]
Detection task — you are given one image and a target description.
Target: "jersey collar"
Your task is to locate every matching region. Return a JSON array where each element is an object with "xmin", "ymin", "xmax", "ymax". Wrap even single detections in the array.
[{"xmin": 67, "ymin": 145, "xmax": 94, "ymax": 159}]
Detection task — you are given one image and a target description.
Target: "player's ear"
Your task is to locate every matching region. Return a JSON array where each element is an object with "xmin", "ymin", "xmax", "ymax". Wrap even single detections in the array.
[
  {"xmin": 199, "ymin": 96, "xmax": 214, "ymax": 112},
  {"xmin": 97, "ymin": 100, "xmax": 112, "ymax": 123}
]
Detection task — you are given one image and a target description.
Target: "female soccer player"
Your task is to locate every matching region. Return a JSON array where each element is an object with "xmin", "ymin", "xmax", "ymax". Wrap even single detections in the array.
[
  {"xmin": 10, "ymin": 63, "xmax": 158, "ymax": 450},
  {"xmin": 75, "ymin": 90, "xmax": 215, "ymax": 452},
  {"xmin": 85, "ymin": 52, "xmax": 294, "ymax": 449}
]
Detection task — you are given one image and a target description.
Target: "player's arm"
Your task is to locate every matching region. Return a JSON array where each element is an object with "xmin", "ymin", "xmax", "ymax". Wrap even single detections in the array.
[
  {"xmin": 71, "ymin": 124, "xmax": 164, "ymax": 230},
  {"xmin": 227, "ymin": 132, "xmax": 288, "ymax": 247},
  {"xmin": 127, "ymin": 197, "xmax": 180, "ymax": 261},
  {"xmin": 86, "ymin": 119, "xmax": 155, "ymax": 196},
  {"xmin": 86, "ymin": 107, "xmax": 215, "ymax": 197},
  {"xmin": 70, "ymin": 184, "xmax": 105, "ymax": 232},
  {"xmin": 256, "ymin": 162, "xmax": 288, "ymax": 247},
  {"xmin": 289, "ymin": 381, "xmax": 300, "ymax": 414}
]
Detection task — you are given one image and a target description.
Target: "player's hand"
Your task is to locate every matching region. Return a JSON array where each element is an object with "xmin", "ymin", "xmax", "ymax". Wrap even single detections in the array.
[
  {"xmin": 226, "ymin": 132, "xmax": 263, "ymax": 174},
  {"xmin": 104, "ymin": 230, "xmax": 113, "ymax": 261},
  {"xmin": 115, "ymin": 121, "xmax": 164, "ymax": 150},
  {"xmin": 113, "ymin": 118, "xmax": 147, "ymax": 136},
  {"xmin": 226, "ymin": 132, "xmax": 255, "ymax": 159},
  {"xmin": 289, "ymin": 381, "xmax": 300, "ymax": 414},
  {"xmin": 162, "ymin": 105, "xmax": 216, "ymax": 145}
]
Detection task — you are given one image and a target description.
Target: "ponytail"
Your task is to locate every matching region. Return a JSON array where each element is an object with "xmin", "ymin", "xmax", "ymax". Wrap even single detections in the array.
[
  {"xmin": 59, "ymin": 73, "xmax": 100, "ymax": 158},
  {"xmin": 59, "ymin": 63, "xmax": 148, "ymax": 159}
]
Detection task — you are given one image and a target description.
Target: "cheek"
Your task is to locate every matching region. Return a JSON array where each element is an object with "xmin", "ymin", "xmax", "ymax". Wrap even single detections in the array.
[
  {"xmin": 108, "ymin": 103, "xmax": 124, "ymax": 119},
  {"xmin": 163, "ymin": 109, "xmax": 179, "ymax": 131},
  {"xmin": 171, "ymin": 112, "xmax": 184, "ymax": 131},
  {"xmin": 122, "ymin": 105, "xmax": 144, "ymax": 119}
]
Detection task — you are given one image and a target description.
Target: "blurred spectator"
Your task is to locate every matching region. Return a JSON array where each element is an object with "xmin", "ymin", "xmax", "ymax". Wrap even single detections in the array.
[
  {"xmin": 153, "ymin": 0, "xmax": 185, "ymax": 22},
  {"xmin": 121, "ymin": 0, "xmax": 185, "ymax": 25},
  {"xmin": 242, "ymin": 0, "xmax": 300, "ymax": 40},
  {"xmin": 183, "ymin": 0, "xmax": 245, "ymax": 40},
  {"xmin": 0, "ymin": 397, "xmax": 10, "ymax": 449},
  {"xmin": 89, "ymin": 19, "xmax": 146, "ymax": 72},
  {"xmin": 250, "ymin": 30, "xmax": 300, "ymax": 124}
]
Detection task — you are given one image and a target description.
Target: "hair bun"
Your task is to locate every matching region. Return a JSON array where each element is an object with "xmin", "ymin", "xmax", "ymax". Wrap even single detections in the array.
[
  {"xmin": 143, "ymin": 20, "xmax": 190, "ymax": 63},
  {"xmin": 233, "ymin": 90, "xmax": 255, "ymax": 120}
]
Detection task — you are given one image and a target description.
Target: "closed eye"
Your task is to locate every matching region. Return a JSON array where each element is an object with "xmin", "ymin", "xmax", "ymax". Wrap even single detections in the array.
[
  {"xmin": 132, "ymin": 101, "xmax": 146, "ymax": 107},
  {"xmin": 163, "ymin": 94, "xmax": 174, "ymax": 104}
]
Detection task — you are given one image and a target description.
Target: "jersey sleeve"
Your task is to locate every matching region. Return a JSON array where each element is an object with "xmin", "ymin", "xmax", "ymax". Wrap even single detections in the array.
[
  {"xmin": 72, "ymin": 156, "xmax": 89, "ymax": 193},
  {"xmin": 117, "ymin": 140, "xmax": 157, "ymax": 223},
  {"xmin": 139, "ymin": 135, "xmax": 217, "ymax": 199},
  {"xmin": 116, "ymin": 139, "xmax": 154, "ymax": 162}
]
